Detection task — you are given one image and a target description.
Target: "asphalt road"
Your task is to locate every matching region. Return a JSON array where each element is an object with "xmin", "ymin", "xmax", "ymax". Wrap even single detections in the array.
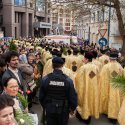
[{"xmin": 32, "ymin": 103, "xmax": 119, "ymax": 125}]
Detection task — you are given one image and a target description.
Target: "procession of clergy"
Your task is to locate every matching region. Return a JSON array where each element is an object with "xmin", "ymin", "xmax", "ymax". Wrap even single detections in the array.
[{"xmin": 14, "ymin": 38, "xmax": 125, "ymax": 125}]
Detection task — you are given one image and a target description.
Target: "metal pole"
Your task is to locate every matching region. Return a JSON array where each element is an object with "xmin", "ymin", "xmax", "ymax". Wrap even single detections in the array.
[
  {"xmin": 107, "ymin": 0, "xmax": 111, "ymax": 46},
  {"xmin": 88, "ymin": 26, "xmax": 90, "ymax": 44}
]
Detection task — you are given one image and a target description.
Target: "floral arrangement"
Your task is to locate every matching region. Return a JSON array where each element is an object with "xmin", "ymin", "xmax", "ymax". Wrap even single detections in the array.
[{"xmin": 15, "ymin": 110, "xmax": 36, "ymax": 125}]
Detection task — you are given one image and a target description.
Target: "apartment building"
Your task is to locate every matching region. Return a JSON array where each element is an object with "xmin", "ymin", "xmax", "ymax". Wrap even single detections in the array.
[{"xmin": 51, "ymin": 4, "xmax": 76, "ymax": 35}]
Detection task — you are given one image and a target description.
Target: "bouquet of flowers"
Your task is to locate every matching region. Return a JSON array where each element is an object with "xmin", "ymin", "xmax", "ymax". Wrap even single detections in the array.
[
  {"xmin": 17, "ymin": 93, "xmax": 28, "ymax": 109},
  {"xmin": 15, "ymin": 93, "xmax": 37, "ymax": 125},
  {"xmin": 15, "ymin": 110, "xmax": 36, "ymax": 125}
]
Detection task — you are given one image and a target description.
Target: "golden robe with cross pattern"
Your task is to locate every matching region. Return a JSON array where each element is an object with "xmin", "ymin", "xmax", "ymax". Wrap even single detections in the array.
[
  {"xmin": 92, "ymin": 58, "xmax": 103, "ymax": 72},
  {"xmin": 99, "ymin": 61, "xmax": 124, "ymax": 119},
  {"xmin": 75, "ymin": 62, "xmax": 100, "ymax": 119},
  {"xmin": 98, "ymin": 54, "xmax": 110, "ymax": 66},
  {"xmin": 66, "ymin": 55, "xmax": 83, "ymax": 72}
]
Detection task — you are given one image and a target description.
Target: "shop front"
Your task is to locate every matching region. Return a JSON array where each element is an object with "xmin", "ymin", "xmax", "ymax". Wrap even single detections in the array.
[{"xmin": 34, "ymin": 22, "xmax": 52, "ymax": 37}]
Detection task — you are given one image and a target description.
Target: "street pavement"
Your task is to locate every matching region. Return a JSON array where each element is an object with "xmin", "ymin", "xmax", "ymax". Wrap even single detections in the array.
[{"xmin": 32, "ymin": 103, "xmax": 119, "ymax": 125}]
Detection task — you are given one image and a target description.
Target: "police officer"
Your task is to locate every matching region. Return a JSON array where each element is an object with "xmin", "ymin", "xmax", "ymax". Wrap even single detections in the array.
[{"xmin": 39, "ymin": 56, "xmax": 77, "ymax": 125}]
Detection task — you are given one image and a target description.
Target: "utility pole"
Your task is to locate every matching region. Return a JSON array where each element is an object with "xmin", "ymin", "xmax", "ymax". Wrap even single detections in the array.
[
  {"xmin": 45, "ymin": 0, "xmax": 48, "ymax": 35},
  {"xmin": 45, "ymin": 0, "xmax": 48, "ymax": 22},
  {"xmin": 107, "ymin": 0, "xmax": 111, "ymax": 46}
]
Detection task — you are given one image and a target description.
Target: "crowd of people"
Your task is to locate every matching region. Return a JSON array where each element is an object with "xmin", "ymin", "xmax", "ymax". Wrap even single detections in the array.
[{"xmin": 0, "ymin": 38, "xmax": 125, "ymax": 125}]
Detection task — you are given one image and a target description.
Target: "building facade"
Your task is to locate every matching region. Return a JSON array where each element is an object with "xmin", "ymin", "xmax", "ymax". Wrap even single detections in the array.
[
  {"xmin": 33, "ymin": 0, "xmax": 51, "ymax": 37},
  {"xmin": 0, "ymin": 0, "xmax": 52, "ymax": 38},
  {"xmin": 0, "ymin": 0, "xmax": 34, "ymax": 38},
  {"xmin": 51, "ymin": 4, "xmax": 76, "ymax": 35},
  {"xmin": 76, "ymin": 1, "xmax": 125, "ymax": 49},
  {"xmin": 76, "ymin": 15, "xmax": 91, "ymax": 40}
]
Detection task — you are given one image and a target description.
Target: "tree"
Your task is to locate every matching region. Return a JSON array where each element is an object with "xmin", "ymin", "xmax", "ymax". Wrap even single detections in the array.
[
  {"xmin": 86, "ymin": 0, "xmax": 125, "ymax": 54},
  {"xmin": 9, "ymin": 41, "xmax": 18, "ymax": 52},
  {"xmin": 49, "ymin": 0, "xmax": 125, "ymax": 54}
]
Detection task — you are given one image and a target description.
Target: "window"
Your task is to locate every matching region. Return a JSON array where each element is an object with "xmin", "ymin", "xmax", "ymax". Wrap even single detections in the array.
[
  {"xmin": 0, "ymin": 0, "xmax": 3, "ymax": 9},
  {"xmin": 66, "ymin": 19, "xmax": 70, "ymax": 22},
  {"xmin": 14, "ymin": 0, "xmax": 26, "ymax": 6},
  {"xmin": 65, "ymin": 23, "xmax": 70, "ymax": 26},
  {"xmin": 59, "ymin": 14, "xmax": 63, "ymax": 17},
  {"xmin": 66, "ymin": 14, "xmax": 70, "ymax": 18},
  {"xmin": 0, "ymin": 15, "xmax": 3, "ymax": 24},
  {"xmin": 60, "ymin": 9, "xmax": 63, "ymax": 13},
  {"xmin": 97, "ymin": 11, "xmax": 99, "ymax": 22},
  {"xmin": 15, "ymin": 27, "xmax": 17, "ymax": 38},
  {"xmin": 65, "ymin": 27, "xmax": 70, "ymax": 30},
  {"xmin": 92, "ymin": 13, "xmax": 95, "ymax": 22},
  {"xmin": 60, "ymin": 18, "xmax": 63, "ymax": 23}
]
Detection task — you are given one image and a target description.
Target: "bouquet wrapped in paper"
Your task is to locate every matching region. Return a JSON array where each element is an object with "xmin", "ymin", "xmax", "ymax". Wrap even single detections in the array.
[{"xmin": 15, "ymin": 93, "xmax": 38, "ymax": 125}]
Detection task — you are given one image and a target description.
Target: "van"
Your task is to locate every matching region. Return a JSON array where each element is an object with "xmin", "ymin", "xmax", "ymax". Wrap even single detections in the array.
[{"xmin": 44, "ymin": 35, "xmax": 78, "ymax": 45}]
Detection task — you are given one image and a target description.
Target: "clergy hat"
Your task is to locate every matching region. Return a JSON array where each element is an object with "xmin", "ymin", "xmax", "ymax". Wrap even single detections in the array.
[
  {"xmin": 109, "ymin": 52, "xmax": 118, "ymax": 59},
  {"xmin": 52, "ymin": 57, "xmax": 64, "ymax": 64},
  {"xmin": 84, "ymin": 52, "xmax": 94, "ymax": 60}
]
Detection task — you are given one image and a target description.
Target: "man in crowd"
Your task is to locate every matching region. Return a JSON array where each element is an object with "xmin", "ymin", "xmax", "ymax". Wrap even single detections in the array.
[
  {"xmin": 2, "ymin": 51, "xmax": 24, "ymax": 92},
  {"xmin": 75, "ymin": 52, "xmax": 100, "ymax": 125},
  {"xmin": 99, "ymin": 52, "xmax": 124, "ymax": 124},
  {"xmin": 39, "ymin": 57, "xmax": 77, "ymax": 125}
]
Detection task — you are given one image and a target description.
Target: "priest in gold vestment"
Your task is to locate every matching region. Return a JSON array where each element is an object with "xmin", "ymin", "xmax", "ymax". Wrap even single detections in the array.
[
  {"xmin": 99, "ymin": 52, "xmax": 124, "ymax": 122},
  {"xmin": 92, "ymin": 51, "xmax": 102, "ymax": 72},
  {"xmin": 42, "ymin": 50, "xmax": 75, "ymax": 85},
  {"xmin": 66, "ymin": 49, "xmax": 83, "ymax": 72},
  {"xmin": 75, "ymin": 52, "xmax": 100, "ymax": 124},
  {"xmin": 98, "ymin": 50, "xmax": 110, "ymax": 66}
]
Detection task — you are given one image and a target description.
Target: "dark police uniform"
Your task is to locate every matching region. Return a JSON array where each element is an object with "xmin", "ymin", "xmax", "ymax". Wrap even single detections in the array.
[{"xmin": 39, "ymin": 61, "xmax": 77, "ymax": 125}]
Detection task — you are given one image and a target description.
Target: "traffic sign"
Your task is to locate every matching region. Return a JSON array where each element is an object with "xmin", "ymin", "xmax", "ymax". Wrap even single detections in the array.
[
  {"xmin": 98, "ymin": 37, "xmax": 108, "ymax": 47},
  {"xmin": 98, "ymin": 29, "xmax": 107, "ymax": 37}
]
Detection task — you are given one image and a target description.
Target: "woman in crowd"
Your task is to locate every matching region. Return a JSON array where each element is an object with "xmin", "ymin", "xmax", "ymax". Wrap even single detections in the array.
[
  {"xmin": 0, "ymin": 94, "xmax": 16, "ymax": 125},
  {"xmin": 2, "ymin": 77, "xmax": 24, "ymax": 112},
  {"xmin": 2, "ymin": 77, "xmax": 38, "ymax": 125}
]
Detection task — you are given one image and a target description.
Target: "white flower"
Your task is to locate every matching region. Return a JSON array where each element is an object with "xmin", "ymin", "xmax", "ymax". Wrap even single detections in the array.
[{"xmin": 19, "ymin": 119, "xmax": 25, "ymax": 124}]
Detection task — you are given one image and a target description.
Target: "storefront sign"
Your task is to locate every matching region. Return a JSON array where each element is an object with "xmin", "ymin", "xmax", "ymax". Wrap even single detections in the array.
[{"xmin": 34, "ymin": 22, "xmax": 51, "ymax": 29}]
